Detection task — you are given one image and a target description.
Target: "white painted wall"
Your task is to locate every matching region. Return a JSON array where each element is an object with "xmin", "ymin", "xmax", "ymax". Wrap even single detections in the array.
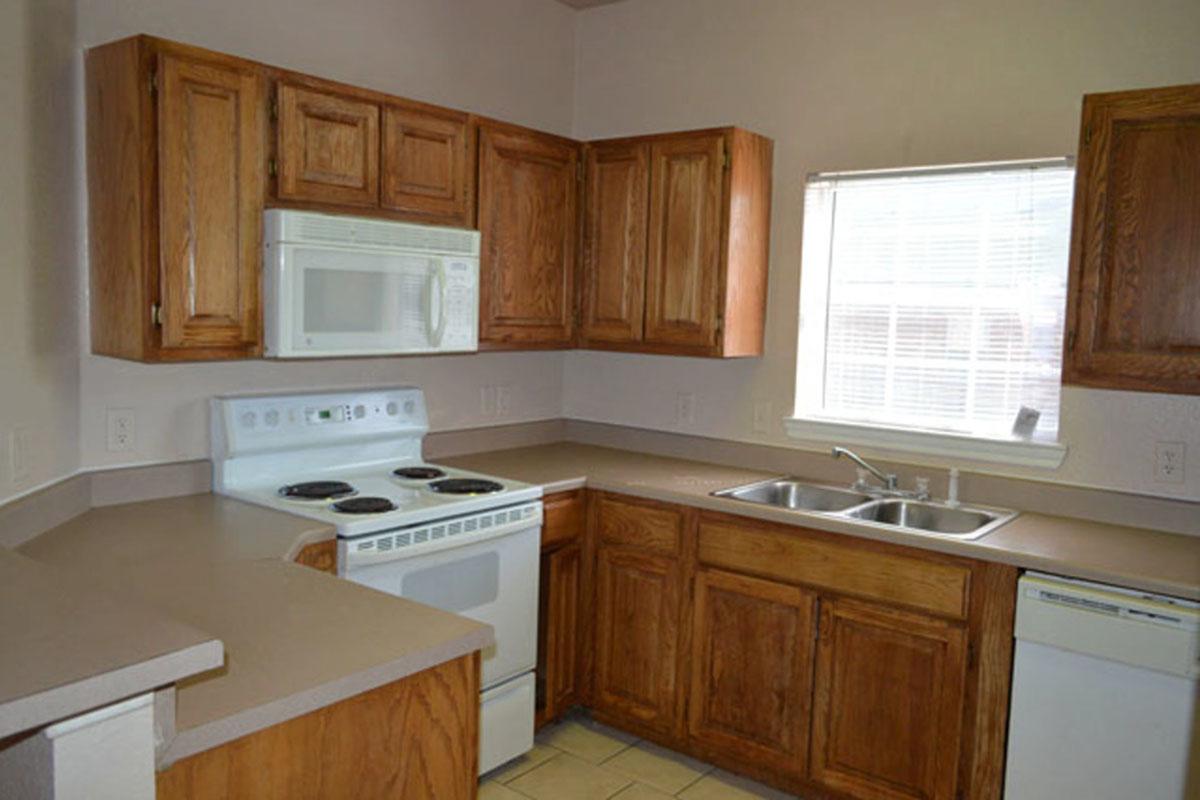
[
  {"xmin": 567, "ymin": 0, "xmax": 1200, "ymax": 501},
  {"xmin": 0, "ymin": 0, "xmax": 81, "ymax": 501},
  {"xmin": 72, "ymin": 0, "xmax": 576, "ymax": 472}
]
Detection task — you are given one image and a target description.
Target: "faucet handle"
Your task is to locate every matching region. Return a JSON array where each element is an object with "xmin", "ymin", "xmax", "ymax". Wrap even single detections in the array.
[{"xmin": 914, "ymin": 477, "xmax": 930, "ymax": 500}]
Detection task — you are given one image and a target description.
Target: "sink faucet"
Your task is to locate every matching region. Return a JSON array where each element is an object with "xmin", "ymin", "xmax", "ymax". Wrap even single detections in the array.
[{"xmin": 831, "ymin": 447, "xmax": 898, "ymax": 492}]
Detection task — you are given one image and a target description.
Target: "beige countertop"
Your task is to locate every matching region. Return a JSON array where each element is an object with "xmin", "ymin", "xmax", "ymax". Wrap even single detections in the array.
[
  {"xmin": 0, "ymin": 547, "xmax": 221, "ymax": 740},
  {"xmin": 17, "ymin": 494, "xmax": 492, "ymax": 764},
  {"xmin": 445, "ymin": 443, "xmax": 1200, "ymax": 600}
]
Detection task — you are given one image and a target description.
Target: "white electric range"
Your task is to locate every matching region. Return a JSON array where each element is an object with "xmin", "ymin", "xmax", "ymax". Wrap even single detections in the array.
[{"xmin": 210, "ymin": 387, "xmax": 542, "ymax": 774}]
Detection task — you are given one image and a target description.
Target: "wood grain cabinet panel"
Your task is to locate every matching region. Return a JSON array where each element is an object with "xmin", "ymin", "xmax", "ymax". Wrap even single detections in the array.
[
  {"xmin": 688, "ymin": 569, "xmax": 816, "ymax": 778},
  {"xmin": 1065, "ymin": 83, "xmax": 1200, "ymax": 394},
  {"xmin": 644, "ymin": 132, "xmax": 725, "ymax": 349},
  {"xmin": 538, "ymin": 542, "xmax": 583, "ymax": 727},
  {"xmin": 156, "ymin": 653, "xmax": 479, "ymax": 800},
  {"xmin": 581, "ymin": 142, "xmax": 649, "ymax": 344},
  {"xmin": 86, "ymin": 36, "xmax": 265, "ymax": 362},
  {"xmin": 477, "ymin": 124, "xmax": 580, "ymax": 348},
  {"xmin": 591, "ymin": 545, "xmax": 682, "ymax": 735},
  {"xmin": 381, "ymin": 105, "xmax": 472, "ymax": 226},
  {"xmin": 293, "ymin": 540, "xmax": 336, "ymax": 574},
  {"xmin": 276, "ymin": 84, "xmax": 379, "ymax": 207},
  {"xmin": 811, "ymin": 599, "xmax": 968, "ymax": 800}
]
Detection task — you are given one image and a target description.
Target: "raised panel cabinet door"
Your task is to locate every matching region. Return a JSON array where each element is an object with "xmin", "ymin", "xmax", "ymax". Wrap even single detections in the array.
[
  {"xmin": 276, "ymin": 84, "xmax": 379, "ymax": 206},
  {"xmin": 478, "ymin": 126, "xmax": 579, "ymax": 346},
  {"xmin": 381, "ymin": 105, "xmax": 471, "ymax": 225},
  {"xmin": 592, "ymin": 545, "xmax": 681, "ymax": 734},
  {"xmin": 644, "ymin": 132, "xmax": 725, "ymax": 350},
  {"xmin": 157, "ymin": 53, "xmax": 263, "ymax": 352},
  {"xmin": 537, "ymin": 543, "xmax": 583, "ymax": 726},
  {"xmin": 811, "ymin": 598, "xmax": 968, "ymax": 800},
  {"xmin": 581, "ymin": 142, "xmax": 649, "ymax": 344},
  {"xmin": 688, "ymin": 569, "xmax": 817, "ymax": 778},
  {"xmin": 1066, "ymin": 84, "xmax": 1200, "ymax": 394}
]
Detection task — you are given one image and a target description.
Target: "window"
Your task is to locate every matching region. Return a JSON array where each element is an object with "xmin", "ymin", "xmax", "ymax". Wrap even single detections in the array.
[{"xmin": 789, "ymin": 159, "xmax": 1074, "ymax": 467}]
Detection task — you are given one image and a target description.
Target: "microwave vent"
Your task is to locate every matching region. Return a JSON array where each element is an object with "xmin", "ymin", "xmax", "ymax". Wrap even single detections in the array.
[{"xmin": 273, "ymin": 210, "xmax": 480, "ymax": 257}]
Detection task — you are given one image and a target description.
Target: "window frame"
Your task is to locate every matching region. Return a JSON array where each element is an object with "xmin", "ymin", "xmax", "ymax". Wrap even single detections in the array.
[{"xmin": 786, "ymin": 158, "xmax": 1073, "ymax": 469}]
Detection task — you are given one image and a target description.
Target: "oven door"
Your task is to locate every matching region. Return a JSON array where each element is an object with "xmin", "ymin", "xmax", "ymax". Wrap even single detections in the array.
[
  {"xmin": 265, "ymin": 243, "xmax": 472, "ymax": 358},
  {"xmin": 342, "ymin": 524, "xmax": 540, "ymax": 689}
]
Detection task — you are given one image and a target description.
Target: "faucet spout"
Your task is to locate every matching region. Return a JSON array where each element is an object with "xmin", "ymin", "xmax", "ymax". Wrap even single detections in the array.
[{"xmin": 831, "ymin": 447, "xmax": 897, "ymax": 491}]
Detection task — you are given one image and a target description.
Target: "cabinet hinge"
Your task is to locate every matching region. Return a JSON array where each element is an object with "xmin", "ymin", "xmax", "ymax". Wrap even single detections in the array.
[
  {"xmin": 576, "ymin": 160, "xmax": 584, "ymax": 181},
  {"xmin": 150, "ymin": 302, "xmax": 163, "ymax": 327},
  {"xmin": 1067, "ymin": 329, "xmax": 1077, "ymax": 351},
  {"xmin": 269, "ymin": 96, "xmax": 278, "ymax": 121},
  {"xmin": 1084, "ymin": 124, "xmax": 1093, "ymax": 147},
  {"xmin": 267, "ymin": 158, "xmax": 277, "ymax": 177},
  {"xmin": 967, "ymin": 642, "xmax": 977, "ymax": 670},
  {"xmin": 722, "ymin": 146, "xmax": 732, "ymax": 170},
  {"xmin": 148, "ymin": 70, "xmax": 157, "ymax": 97}
]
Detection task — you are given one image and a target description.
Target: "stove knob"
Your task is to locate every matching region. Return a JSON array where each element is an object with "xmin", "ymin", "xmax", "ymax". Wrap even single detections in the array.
[
  {"xmin": 264, "ymin": 410, "xmax": 279, "ymax": 427},
  {"xmin": 240, "ymin": 411, "xmax": 257, "ymax": 429},
  {"xmin": 404, "ymin": 400, "xmax": 416, "ymax": 415},
  {"xmin": 386, "ymin": 401, "xmax": 398, "ymax": 416}
]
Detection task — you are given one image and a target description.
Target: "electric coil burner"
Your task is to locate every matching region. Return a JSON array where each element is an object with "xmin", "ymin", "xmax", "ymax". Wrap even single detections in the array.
[
  {"xmin": 332, "ymin": 496, "xmax": 398, "ymax": 514},
  {"xmin": 428, "ymin": 478, "xmax": 504, "ymax": 495},
  {"xmin": 279, "ymin": 480, "xmax": 355, "ymax": 500},
  {"xmin": 393, "ymin": 466, "xmax": 447, "ymax": 480}
]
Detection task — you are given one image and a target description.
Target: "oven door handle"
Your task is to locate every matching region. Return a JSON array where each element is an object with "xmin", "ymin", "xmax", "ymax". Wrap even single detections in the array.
[{"xmin": 425, "ymin": 261, "xmax": 448, "ymax": 347}]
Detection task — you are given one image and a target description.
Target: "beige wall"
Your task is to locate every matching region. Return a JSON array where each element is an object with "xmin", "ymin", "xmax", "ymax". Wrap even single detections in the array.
[
  {"xmin": 567, "ymin": 0, "xmax": 1200, "ymax": 501},
  {"xmin": 0, "ymin": 0, "xmax": 81, "ymax": 501},
  {"xmin": 73, "ymin": 0, "xmax": 576, "ymax": 472}
]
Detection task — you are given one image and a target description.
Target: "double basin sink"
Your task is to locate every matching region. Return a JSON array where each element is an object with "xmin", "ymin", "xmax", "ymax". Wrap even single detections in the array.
[{"xmin": 712, "ymin": 478, "xmax": 1017, "ymax": 540}]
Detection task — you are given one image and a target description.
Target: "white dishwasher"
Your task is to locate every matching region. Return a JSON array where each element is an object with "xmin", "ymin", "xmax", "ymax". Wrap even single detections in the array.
[{"xmin": 1004, "ymin": 572, "xmax": 1199, "ymax": 800}]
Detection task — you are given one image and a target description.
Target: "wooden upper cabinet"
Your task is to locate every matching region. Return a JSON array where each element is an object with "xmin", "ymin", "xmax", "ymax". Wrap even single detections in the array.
[
  {"xmin": 477, "ymin": 123, "xmax": 580, "ymax": 348},
  {"xmin": 86, "ymin": 36, "xmax": 264, "ymax": 361},
  {"xmin": 811, "ymin": 598, "xmax": 968, "ymax": 800},
  {"xmin": 644, "ymin": 132, "xmax": 725, "ymax": 349},
  {"xmin": 381, "ymin": 105, "xmax": 473, "ymax": 226},
  {"xmin": 1065, "ymin": 83, "xmax": 1200, "ymax": 394},
  {"xmin": 580, "ymin": 142, "xmax": 649, "ymax": 345},
  {"xmin": 688, "ymin": 569, "xmax": 816, "ymax": 778},
  {"xmin": 581, "ymin": 128, "xmax": 773, "ymax": 357},
  {"xmin": 276, "ymin": 83, "xmax": 380, "ymax": 207}
]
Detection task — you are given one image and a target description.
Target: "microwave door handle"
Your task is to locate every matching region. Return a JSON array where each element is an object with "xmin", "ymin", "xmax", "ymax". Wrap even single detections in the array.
[{"xmin": 426, "ymin": 262, "xmax": 448, "ymax": 347}]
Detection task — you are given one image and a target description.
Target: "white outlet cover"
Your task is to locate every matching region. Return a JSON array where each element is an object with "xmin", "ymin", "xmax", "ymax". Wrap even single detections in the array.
[
  {"xmin": 10, "ymin": 428, "xmax": 33, "ymax": 483},
  {"xmin": 496, "ymin": 386, "xmax": 512, "ymax": 416},
  {"xmin": 106, "ymin": 408, "xmax": 136, "ymax": 453},
  {"xmin": 753, "ymin": 400, "xmax": 773, "ymax": 434},
  {"xmin": 479, "ymin": 386, "xmax": 497, "ymax": 417},
  {"xmin": 675, "ymin": 392, "xmax": 696, "ymax": 425},
  {"xmin": 1154, "ymin": 441, "xmax": 1186, "ymax": 484}
]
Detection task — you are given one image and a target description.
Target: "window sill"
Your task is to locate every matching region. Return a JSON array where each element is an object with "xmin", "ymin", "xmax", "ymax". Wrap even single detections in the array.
[{"xmin": 783, "ymin": 416, "xmax": 1068, "ymax": 469}]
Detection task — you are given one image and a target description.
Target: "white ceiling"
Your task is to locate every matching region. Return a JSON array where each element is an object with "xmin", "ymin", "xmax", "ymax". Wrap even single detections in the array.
[{"xmin": 556, "ymin": 0, "xmax": 627, "ymax": 9}]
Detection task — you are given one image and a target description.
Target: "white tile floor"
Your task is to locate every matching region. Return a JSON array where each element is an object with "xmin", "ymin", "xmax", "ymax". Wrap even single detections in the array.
[{"xmin": 480, "ymin": 712, "xmax": 804, "ymax": 800}]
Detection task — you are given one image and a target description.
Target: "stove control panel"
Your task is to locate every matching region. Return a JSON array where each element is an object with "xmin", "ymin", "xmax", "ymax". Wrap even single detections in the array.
[{"xmin": 213, "ymin": 387, "xmax": 429, "ymax": 459}]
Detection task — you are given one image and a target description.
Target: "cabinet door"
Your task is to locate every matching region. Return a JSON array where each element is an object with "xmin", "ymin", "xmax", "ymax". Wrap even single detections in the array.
[
  {"xmin": 381, "ymin": 105, "xmax": 471, "ymax": 226},
  {"xmin": 537, "ymin": 542, "xmax": 582, "ymax": 727},
  {"xmin": 811, "ymin": 598, "xmax": 968, "ymax": 800},
  {"xmin": 1065, "ymin": 84, "xmax": 1200, "ymax": 394},
  {"xmin": 688, "ymin": 569, "xmax": 817, "ymax": 778},
  {"xmin": 477, "ymin": 125, "xmax": 579, "ymax": 347},
  {"xmin": 644, "ymin": 132, "xmax": 725, "ymax": 350},
  {"xmin": 157, "ymin": 53, "xmax": 263, "ymax": 353},
  {"xmin": 276, "ymin": 84, "xmax": 379, "ymax": 206},
  {"xmin": 581, "ymin": 142, "xmax": 649, "ymax": 344},
  {"xmin": 592, "ymin": 545, "xmax": 681, "ymax": 735}
]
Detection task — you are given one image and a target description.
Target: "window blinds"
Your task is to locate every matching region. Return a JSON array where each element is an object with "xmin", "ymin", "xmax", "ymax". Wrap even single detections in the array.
[{"xmin": 801, "ymin": 160, "xmax": 1074, "ymax": 440}]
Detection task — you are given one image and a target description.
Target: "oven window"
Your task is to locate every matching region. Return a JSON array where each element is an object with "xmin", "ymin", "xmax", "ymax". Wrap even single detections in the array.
[{"xmin": 401, "ymin": 552, "xmax": 500, "ymax": 612}]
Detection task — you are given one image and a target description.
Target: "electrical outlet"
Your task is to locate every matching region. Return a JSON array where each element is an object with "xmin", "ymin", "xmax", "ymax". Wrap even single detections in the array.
[
  {"xmin": 10, "ymin": 428, "xmax": 33, "ymax": 484},
  {"xmin": 753, "ymin": 400, "xmax": 773, "ymax": 434},
  {"xmin": 479, "ymin": 386, "xmax": 497, "ymax": 417},
  {"xmin": 675, "ymin": 392, "xmax": 696, "ymax": 426},
  {"xmin": 496, "ymin": 386, "xmax": 512, "ymax": 417},
  {"xmin": 106, "ymin": 408, "xmax": 136, "ymax": 452},
  {"xmin": 1154, "ymin": 441, "xmax": 1186, "ymax": 484}
]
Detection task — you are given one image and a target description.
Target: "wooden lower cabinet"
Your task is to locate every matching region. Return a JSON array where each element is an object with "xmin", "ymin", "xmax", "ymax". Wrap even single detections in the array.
[
  {"xmin": 688, "ymin": 569, "xmax": 817, "ymax": 779},
  {"xmin": 537, "ymin": 542, "xmax": 582, "ymax": 726},
  {"xmin": 156, "ymin": 653, "xmax": 479, "ymax": 800},
  {"xmin": 811, "ymin": 599, "xmax": 968, "ymax": 800},
  {"xmin": 293, "ymin": 539, "xmax": 337, "ymax": 574},
  {"xmin": 591, "ymin": 543, "xmax": 683, "ymax": 736}
]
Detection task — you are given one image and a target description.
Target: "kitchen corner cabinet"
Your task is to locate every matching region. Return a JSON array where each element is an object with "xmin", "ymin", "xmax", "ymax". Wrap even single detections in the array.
[
  {"xmin": 1064, "ymin": 83, "xmax": 1200, "ymax": 394},
  {"xmin": 580, "ymin": 128, "xmax": 773, "ymax": 357},
  {"xmin": 536, "ymin": 490, "xmax": 587, "ymax": 728},
  {"xmin": 476, "ymin": 122, "xmax": 581, "ymax": 349},
  {"xmin": 86, "ymin": 36, "xmax": 265, "ymax": 361}
]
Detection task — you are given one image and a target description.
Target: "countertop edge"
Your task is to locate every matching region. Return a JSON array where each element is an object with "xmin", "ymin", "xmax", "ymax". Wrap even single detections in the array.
[
  {"xmin": 160, "ymin": 624, "xmax": 493, "ymax": 767},
  {"xmin": 0, "ymin": 638, "xmax": 224, "ymax": 741}
]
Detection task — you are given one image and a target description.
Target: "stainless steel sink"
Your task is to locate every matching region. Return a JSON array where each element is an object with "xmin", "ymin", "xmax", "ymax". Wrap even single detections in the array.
[
  {"xmin": 713, "ymin": 479, "xmax": 872, "ymax": 512},
  {"xmin": 712, "ymin": 477, "xmax": 1016, "ymax": 540},
  {"xmin": 844, "ymin": 499, "xmax": 1013, "ymax": 538}
]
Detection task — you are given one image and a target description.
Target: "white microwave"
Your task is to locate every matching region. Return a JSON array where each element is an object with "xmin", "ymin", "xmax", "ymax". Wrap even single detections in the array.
[{"xmin": 262, "ymin": 209, "xmax": 479, "ymax": 358}]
